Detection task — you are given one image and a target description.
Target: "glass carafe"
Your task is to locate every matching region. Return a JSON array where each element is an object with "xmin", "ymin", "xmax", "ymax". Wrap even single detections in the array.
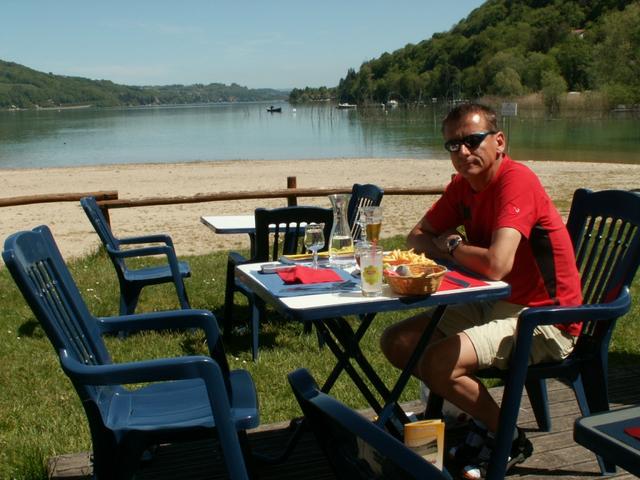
[{"xmin": 328, "ymin": 193, "xmax": 355, "ymax": 267}]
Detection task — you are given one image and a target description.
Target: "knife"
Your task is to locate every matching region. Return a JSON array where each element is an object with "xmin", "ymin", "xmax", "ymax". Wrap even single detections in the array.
[
  {"xmin": 281, "ymin": 280, "xmax": 357, "ymax": 293},
  {"xmin": 445, "ymin": 274, "xmax": 471, "ymax": 288}
]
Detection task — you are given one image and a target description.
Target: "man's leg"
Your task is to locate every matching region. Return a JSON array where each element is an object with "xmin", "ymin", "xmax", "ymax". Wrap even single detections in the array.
[
  {"xmin": 380, "ymin": 310, "xmax": 500, "ymax": 431},
  {"xmin": 380, "ymin": 311, "xmax": 443, "ymax": 374},
  {"xmin": 420, "ymin": 332, "xmax": 500, "ymax": 432}
]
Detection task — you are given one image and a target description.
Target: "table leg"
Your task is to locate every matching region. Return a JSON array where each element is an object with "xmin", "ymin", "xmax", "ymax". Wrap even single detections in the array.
[
  {"xmin": 316, "ymin": 315, "xmax": 409, "ymax": 435},
  {"xmin": 248, "ymin": 233, "xmax": 256, "ymax": 258},
  {"xmin": 375, "ymin": 304, "xmax": 447, "ymax": 428}
]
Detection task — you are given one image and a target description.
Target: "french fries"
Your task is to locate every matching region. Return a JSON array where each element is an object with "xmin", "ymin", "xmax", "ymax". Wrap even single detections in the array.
[{"xmin": 383, "ymin": 248, "xmax": 436, "ymax": 266}]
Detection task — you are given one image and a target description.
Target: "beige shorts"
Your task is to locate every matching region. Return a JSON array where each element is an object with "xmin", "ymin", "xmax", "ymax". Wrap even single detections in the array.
[{"xmin": 436, "ymin": 301, "xmax": 577, "ymax": 370}]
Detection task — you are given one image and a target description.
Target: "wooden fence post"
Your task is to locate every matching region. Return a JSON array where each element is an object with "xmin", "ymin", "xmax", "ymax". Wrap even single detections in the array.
[{"xmin": 287, "ymin": 176, "xmax": 298, "ymax": 206}]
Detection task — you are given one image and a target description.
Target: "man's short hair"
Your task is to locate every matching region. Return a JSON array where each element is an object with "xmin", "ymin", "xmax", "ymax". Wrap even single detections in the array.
[{"xmin": 442, "ymin": 103, "xmax": 498, "ymax": 133}]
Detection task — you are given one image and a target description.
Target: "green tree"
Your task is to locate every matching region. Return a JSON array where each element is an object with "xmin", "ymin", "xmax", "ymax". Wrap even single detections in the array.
[
  {"xmin": 492, "ymin": 67, "xmax": 524, "ymax": 96},
  {"xmin": 590, "ymin": 2, "xmax": 640, "ymax": 103},
  {"xmin": 541, "ymin": 71, "xmax": 568, "ymax": 115},
  {"xmin": 521, "ymin": 52, "xmax": 559, "ymax": 91},
  {"xmin": 551, "ymin": 35, "xmax": 593, "ymax": 91}
]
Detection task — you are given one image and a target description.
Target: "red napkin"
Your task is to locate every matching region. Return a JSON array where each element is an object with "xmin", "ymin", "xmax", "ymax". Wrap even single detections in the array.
[
  {"xmin": 438, "ymin": 270, "xmax": 488, "ymax": 292},
  {"xmin": 625, "ymin": 426, "xmax": 640, "ymax": 440},
  {"xmin": 277, "ymin": 265, "xmax": 342, "ymax": 284}
]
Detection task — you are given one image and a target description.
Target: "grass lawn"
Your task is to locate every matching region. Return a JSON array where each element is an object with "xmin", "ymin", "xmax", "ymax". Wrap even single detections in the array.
[{"xmin": 0, "ymin": 235, "xmax": 638, "ymax": 479}]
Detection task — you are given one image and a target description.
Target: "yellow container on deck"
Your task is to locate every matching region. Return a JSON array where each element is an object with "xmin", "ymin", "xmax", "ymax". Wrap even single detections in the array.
[{"xmin": 404, "ymin": 419, "xmax": 445, "ymax": 470}]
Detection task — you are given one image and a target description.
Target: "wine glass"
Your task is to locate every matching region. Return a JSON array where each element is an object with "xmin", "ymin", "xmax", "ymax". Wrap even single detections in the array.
[{"xmin": 304, "ymin": 223, "xmax": 325, "ymax": 269}]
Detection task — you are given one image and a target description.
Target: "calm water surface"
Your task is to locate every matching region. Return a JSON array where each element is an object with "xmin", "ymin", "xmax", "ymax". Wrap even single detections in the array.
[{"xmin": 0, "ymin": 102, "xmax": 638, "ymax": 168}]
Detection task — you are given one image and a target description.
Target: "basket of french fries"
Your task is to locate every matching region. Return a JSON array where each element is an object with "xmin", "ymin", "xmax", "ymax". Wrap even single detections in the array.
[{"xmin": 383, "ymin": 249, "xmax": 446, "ymax": 295}]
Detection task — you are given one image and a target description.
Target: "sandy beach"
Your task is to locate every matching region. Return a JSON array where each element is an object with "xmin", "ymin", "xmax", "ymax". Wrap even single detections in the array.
[{"xmin": 1, "ymin": 158, "xmax": 639, "ymax": 260}]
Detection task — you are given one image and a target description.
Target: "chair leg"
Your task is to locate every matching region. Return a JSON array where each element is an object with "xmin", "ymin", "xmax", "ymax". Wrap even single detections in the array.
[
  {"xmin": 525, "ymin": 378, "xmax": 551, "ymax": 431},
  {"xmin": 582, "ymin": 359, "xmax": 610, "ymax": 414},
  {"xmin": 120, "ymin": 286, "xmax": 141, "ymax": 316},
  {"xmin": 424, "ymin": 391, "xmax": 444, "ymax": 419},
  {"xmin": 223, "ymin": 261, "xmax": 237, "ymax": 336},
  {"xmin": 175, "ymin": 279, "xmax": 191, "ymax": 310},
  {"xmin": 249, "ymin": 297, "xmax": 266, "ymax": 361}
]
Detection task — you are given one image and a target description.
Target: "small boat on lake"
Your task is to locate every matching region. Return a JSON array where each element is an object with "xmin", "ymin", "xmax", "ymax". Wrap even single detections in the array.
[
  {"xmin": 267, "ymin": 106, "xmax": 282, "ymax": 113},
  {"xmin": 336, "ymin": 103, "xmax": 357, "ymax": 109}
]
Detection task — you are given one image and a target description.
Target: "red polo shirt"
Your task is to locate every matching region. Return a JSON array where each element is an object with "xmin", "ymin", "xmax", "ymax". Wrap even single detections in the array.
[{"xmin": 426, "ymin": 155, "xmax": 583, "ymax": 336}]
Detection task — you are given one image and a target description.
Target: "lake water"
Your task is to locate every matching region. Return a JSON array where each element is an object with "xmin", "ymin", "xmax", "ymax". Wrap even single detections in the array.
[{"xmin": 0, "ymin": 102, "xmax": 639, "ymax": 168}]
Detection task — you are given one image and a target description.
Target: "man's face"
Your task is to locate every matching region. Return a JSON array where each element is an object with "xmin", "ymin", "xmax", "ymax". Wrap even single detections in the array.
[{"xmin": 443, "ymin": 112, "xmax": 505, "ymax": 180}]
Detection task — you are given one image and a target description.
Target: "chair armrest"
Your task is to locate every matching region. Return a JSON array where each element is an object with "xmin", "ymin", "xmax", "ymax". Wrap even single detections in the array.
[
  {"xmin": 107, "ymin": 244, "xmax": 186, "ymax": 281},
  {"xmin": 118, "ymin": 233, "xmax": 174, "ymax": 247},
  {"xmin": 97, "ymin": 309, "xmax": 220, "ymax": 354},
  {"xmin": 518, "ymin": 287, "xmax": 631, "ymax": 331},
  {"xmin": 107, "ymin": 244, "xmax": 174, "ymax": 259},
  {"xmin": 60, "ymin": 348, "xmax": 222, "ymax": 385}
]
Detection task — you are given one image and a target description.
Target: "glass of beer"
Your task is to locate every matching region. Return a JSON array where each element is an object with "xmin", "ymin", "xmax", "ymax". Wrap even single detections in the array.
[{"xmin": 362, "ymin": 206, "xmax": 383, "ymax": 244}]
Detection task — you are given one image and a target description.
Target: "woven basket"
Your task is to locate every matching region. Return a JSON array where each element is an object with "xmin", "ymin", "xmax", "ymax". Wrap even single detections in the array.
[{"xmin": 384, "ymin": 264, "xmax": 447, "ymax": 296}]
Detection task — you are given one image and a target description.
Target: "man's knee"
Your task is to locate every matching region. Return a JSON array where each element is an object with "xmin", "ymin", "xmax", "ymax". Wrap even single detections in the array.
[{"xmin": 379, "ymin": 325, "xmax": 403, "ymax": 364}]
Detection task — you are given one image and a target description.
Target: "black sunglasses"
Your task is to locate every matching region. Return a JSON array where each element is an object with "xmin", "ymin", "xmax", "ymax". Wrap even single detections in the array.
[{"xmin": 444, "ymin": 131, "xmax": 497, "ymax": 153}]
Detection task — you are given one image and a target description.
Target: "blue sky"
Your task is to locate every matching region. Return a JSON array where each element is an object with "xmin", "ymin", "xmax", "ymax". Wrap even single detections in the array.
[{"xmin": 1, "ymin": 0, "xmax": 485, "ymax": 89}]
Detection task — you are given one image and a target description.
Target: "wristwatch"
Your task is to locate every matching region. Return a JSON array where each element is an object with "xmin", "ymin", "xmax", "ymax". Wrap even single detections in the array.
[{"xmin": 447, "ymin": 235, "xmax": 463, "ymax": 254}]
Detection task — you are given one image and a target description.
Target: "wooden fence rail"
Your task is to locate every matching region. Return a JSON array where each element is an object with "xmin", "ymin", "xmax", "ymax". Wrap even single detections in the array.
[
  {"xmin": 0, "ymin": 178, "xmax": 446, "ymax": 227},
  {"xmin": 0, "ymin": 190, "xmax": 118, "ymax": 208},
  {"xmin": 99, "ymin": 186, "xmax": 446, "ymax": 209}
]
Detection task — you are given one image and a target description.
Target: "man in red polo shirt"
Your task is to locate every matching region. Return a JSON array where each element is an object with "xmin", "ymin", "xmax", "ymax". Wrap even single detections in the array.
[{"xmin": 380, "ymin": 103, "xmax": 582, "ymax": 479}]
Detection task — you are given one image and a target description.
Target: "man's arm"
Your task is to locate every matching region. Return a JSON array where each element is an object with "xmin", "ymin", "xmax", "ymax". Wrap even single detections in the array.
[
  {"xmin": 446, "ymin": 227, "xmax": 521, "ymax": 280},
  {"xmin": 407, "ymin": 215, "xmax": 522, "ymax": 280},
  {"xmin": 407, "ymin": 217, "xmax": 457, "ymax": 261}
]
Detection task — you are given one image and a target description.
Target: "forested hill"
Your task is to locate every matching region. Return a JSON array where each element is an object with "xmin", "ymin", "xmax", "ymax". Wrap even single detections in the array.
[
  {"xmin": 291, "ymin": 0, "xmax": 640, "ymax": 107},
  {"xmin": 0, "ymin": 60, "xmax": 288, "ymax": 109}
]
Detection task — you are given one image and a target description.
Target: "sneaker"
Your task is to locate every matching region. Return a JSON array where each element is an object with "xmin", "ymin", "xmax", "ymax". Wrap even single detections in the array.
[
  {"xmin": 461, "ymin": 427, "xmax": 533, "ymax": 480},
  {"xmin": 448, "ymin": 419, "xmax": 488, "ymax": 463}
]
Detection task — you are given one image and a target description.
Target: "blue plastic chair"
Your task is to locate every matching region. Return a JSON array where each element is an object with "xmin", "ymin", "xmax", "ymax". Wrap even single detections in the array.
[
  {"xmin": 3, "ymin": 225, "xmax": 259, "ymax": 480},
  {"xmin": 80, "ymin": 196, "xmax": 191, "ymax": 315},
  {"xmin": 347, "ymin": 183, "xmax": 384, "ymax": 240},
  {"xmin": 224, "ymin": 206, "xmax": 333, "ymax": 360},
  {"xmin": 425, "ymin": 189, "xmax": 640, "ymax": 479},
  {"xmin": 288, "ymin": 368, "xmax": 452, "ymax": 480}
]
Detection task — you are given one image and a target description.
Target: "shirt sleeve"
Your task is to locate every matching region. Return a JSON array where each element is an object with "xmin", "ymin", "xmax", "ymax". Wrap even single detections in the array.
[
  {"xmin": 494, "ymin": 168, "xmax": 539, "ymax": 239},
  {"xmin": 425, "ymin": 178, "xmax": 463, "ymax": 233}
]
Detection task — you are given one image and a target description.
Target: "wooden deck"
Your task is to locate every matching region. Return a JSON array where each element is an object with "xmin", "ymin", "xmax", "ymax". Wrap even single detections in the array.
[{"xmin": 49, "ymin": 366, "xmax": 640, "ymax": 479}]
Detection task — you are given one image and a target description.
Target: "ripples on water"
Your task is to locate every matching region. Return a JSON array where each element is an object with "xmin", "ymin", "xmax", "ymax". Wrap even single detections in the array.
[{"xmin": 0, "ymin": 102, "xmax": 638, "ymax": 168}]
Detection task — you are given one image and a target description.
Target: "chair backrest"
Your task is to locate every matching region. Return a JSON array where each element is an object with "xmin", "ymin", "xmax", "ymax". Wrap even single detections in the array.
[
  {"xmin": 80, "ymin": 196, "xmax": 120, "ymax": 251},
  {"xmin": 566, "ymin": 189, "xmax": 640, "ymax": 350},
  {"xmin": 348, "ymin": 183, "xmax": 384, "ymax": 239},
  {"xmin": 254, "ymin": 206, "xmax": 333, "ymax": 262},
  {"xmin": 80, "ymin": 196, "xmax": 127, "ymax": 276},
  {"xmin": 288, "ymin": 368, "xmax": 451, "ymax": 480},
  {"xmin": 2, "ymin": 226, "xmax": 114, "ymax": 403}
]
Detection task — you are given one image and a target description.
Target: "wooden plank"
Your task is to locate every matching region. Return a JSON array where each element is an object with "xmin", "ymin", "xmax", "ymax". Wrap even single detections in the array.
[{"xmin": 48, "ymin": 367, "xmax": 640, "ymax": 479}]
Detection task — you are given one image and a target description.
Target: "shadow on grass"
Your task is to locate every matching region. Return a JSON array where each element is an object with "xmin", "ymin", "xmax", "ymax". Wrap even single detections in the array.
[
  {"xmin": 17, "ymin": 318, "xmax": 45, "ymax": 339},
  {"xmin": 609, "ymin": 350, "xmax": 640, "ymax": 367},
  {"xmin": 179, "ymin": 304, "xmax": 297, "ymax": 358}
]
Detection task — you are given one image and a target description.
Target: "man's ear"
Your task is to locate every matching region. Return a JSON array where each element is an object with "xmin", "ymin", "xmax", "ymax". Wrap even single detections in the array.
[{"xmin": 495, "ymin": 131, "xmax": 506, "ymax": 155}]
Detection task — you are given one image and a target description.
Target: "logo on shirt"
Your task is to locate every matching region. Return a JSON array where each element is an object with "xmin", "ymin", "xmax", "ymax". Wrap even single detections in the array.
[{"xmin": 508, "ymin": 203, "xmax": 521, "ymax": 215}]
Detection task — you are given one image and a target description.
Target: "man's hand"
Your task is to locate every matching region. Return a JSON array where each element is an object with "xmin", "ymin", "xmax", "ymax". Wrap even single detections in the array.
[{"xmin": 433, "ymin": 233, "xmax": 463, "ymax": 255}]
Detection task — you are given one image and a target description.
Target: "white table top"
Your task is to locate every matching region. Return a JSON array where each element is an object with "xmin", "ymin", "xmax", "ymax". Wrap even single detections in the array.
[
  {"xmin": 200, "ymin": 215, "xmax": 256, "ymax": 234},
  {"xmin": 201, "ymin": 215, "xmax": 313, "ymax": 235},
  {"xmin": 236, "ymin": 262, "xmax": 510, "ymax": 321}
]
